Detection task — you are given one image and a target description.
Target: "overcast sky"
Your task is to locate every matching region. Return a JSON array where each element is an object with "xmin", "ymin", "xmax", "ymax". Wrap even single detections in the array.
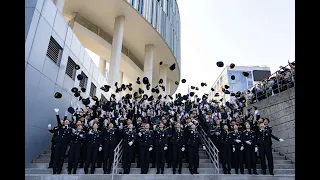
[{"xmin": 87, "ymin": 0, "xmax": 295, "ymax": 96}]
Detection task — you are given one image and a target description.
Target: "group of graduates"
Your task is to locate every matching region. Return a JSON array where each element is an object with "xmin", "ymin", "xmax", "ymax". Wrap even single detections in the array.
[{"xmin": 48, "ymin": 89, "xmax": 284, "ymax": 176}]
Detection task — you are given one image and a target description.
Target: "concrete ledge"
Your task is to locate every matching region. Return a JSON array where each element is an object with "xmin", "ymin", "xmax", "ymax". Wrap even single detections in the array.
[{"xmin": 245, "ymin": 88, "xmax": 295, "ymax": 163}]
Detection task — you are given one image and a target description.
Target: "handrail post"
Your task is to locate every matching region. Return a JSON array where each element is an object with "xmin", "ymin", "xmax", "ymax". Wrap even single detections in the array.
[{"xmin": 112, "ymin": 139, "xmax": 123, "ymax": 180}]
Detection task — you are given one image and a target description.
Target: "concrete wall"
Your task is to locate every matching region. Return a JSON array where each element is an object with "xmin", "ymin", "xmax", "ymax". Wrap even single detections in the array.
[
  {"xmin": 245, "ymin": 88, "xmax": 295, "ymax": 163},
  {"xmin": 25, "ymin": 0, "xmax": 114, "ymax": 164}
]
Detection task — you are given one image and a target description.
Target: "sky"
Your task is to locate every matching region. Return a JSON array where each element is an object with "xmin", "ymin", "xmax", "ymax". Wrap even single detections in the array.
[{"xmin": 86, "ymin": 0, "xmax": 295, "ymax": 96}]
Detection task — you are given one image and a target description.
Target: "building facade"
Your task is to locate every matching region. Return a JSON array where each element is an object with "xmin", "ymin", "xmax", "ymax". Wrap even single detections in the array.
[
  {"xmin": 208, "ymin": 66, "xmax": 271, "ymax": 103},
  {"xmin": 25, "ymin": 0, "xmax": 181, "ymax": 164}
]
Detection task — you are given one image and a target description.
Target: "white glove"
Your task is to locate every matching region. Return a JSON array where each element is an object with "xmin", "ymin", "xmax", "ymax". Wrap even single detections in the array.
[
  {"xmin": 240, "ymin": 146, "xmax": 244, "ymax": 151},
  {"xmin": 119, "ymin": 122, "xmax": 123, "ymax": 129},
  {"xmin": 99, "ymin": 147, "xmax": 102, "ymax": 151},
  {"xmin": 138, "ymin": 132, "xmax": 142, "ymax": 137},
  {"xmin": 47, "ymin": 124, "xmax": 52, "ymax": 130},
  {"xmin": 188, "ymin": 122, "xmax": 193, "ymax": 126},
  {"xmin": 164, "ymin": 146, "xmax": 168, "ymax": 150},
  {"xmin": 54, "ymin": 108, "xmax": 59, "ymax": 113},
  {"xmin": 233, "ymin": 147, "xmax": 235, "ymax": 152},
  {"xmin": 181, "ymin": 147, "xmax": 185, "ymax": 151},
  {"xmin": 153, "ymin": 125, "xmax": 157, "ymax": 130},
  {"xmin": 215, "ymin": 132, "xmax": 220, "ymax": 135},
  {"xmin": 235, "ymin": 139, "xmax": 241, "ymax": 143},
  {"xmin": 279, "ymin": 138, "xmax": 284, "ymax": 142},
  {"xmin": 246, "ymin": 140, "xmax": 252, "ymax": 145},
  {"xmin": 72, "ymin": 128, "xmax": 76, "ymax": 134},
  {"xmin": 203, "ymin": 146, "xmax": 206, "ymax": 150},
  {"xmin": 128, "ymin": 141, "xmax": 133, "ymax": 146},
  {"xmin": 115, "ymin": 119, "xmax": 119, "ymax": 125},
  {"xmin": 255, "ymin": 147, "xmax": 258, "ymax": 152},
  {"xmin": 149, "ymin": 147, "xmax": 153, "ymax": 151}
]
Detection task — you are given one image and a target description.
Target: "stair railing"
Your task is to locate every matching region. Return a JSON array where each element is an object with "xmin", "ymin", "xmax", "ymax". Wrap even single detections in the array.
[
  {"xmin": 111, "ymin": 139, "xmax": 123, "ymax": 180},
  {"xmin": 199, "ymin": 128, "xmax": 220, "ymax": 174}
]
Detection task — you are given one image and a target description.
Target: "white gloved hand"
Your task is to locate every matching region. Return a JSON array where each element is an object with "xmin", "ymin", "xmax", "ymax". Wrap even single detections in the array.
[
  {"xmin": 215, "ymin": 132, "xmax": 220, "ymax": 135},
  {"xmin": 72, "ymin": 128, "xmax": 76, "ymax": 134},
  {"xmin": 138, "ymin": 132, "xmax": 142, "ymax": 137},
  {"xmin": 99, "ymin": 147, "xmax": 102, "ymax": 152},
  {"xmin": 54, "ymin": 108, "xmax": 59, "ymax": 113},
  {"xmin": 153, "ymin": 125, "xmax": 157, "ymax": 130},
  {"xmin": 149, "ymin": 147, "xmax": 153, "ymax": 151},
  {"xmin": 255, "ymin": 147, "xmax": 258, "ymax": 152},
  {"xmin": 279, "ymin": 138, "xmax": 284, "ymax": 142},
  {"xmin": 235, "ymin": 139, "xmax": 241, "ymax": 143},
  {"xmin": 188, "ymin": 122, "xmax": 193, "ymax": 126},
  {"xmin": 47, "ymin": 124, "xmax": 52, "ymax": 130},
  {"xmin": 246, "ymin": 140, "xmax": 252, "ymax": 145},
  {"xmin": 233, "ymin": 147, "xmax": 235, "ymax": 152},
  {"xmin": 128, "ymin": 141, "xmax": 133, "ymax": 146},
  {"xmin": 164, "ymin": 146, "xmax": 168, "ymax": 150},
  {"xmin": 181, "ymin": 147, "xmax": 185, "ymax": 151},
  {"xmin": 240, "ymin": 146, "xmax": 244, "ymax": 151},
  {"xmin": 115, "ymin": 119, "xmax": 119, "ymax": 125},
  {"xmin": 203, "ymin": 146, "xmax": 206, "ymax": 150}
]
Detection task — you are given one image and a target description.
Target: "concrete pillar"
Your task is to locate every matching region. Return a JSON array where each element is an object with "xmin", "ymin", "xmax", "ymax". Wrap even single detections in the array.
[
  {"xmin": 166, "ymin": 79, "xmax": 171, "ymax": 102},
  {"xmin": 119, "ymin": 71, "xmax": 123, "ymax": 97},
  {"xmin": 143, "ymin": 44, "xmax": 154, "ymax": 96},
  {"xmin": 99, "ymin": 57, "xmax": 106, "ymax": 76},
  {"xmin": 159, "ymin": 64, "xmax": 168, "ymax": 97},
  {"xmin": 54, "ymin": 0, "xmax": 65, "ymax": 13},
  {"xmin": 108, "ymin": 16, "xmax": 125, "ymax": 87}
]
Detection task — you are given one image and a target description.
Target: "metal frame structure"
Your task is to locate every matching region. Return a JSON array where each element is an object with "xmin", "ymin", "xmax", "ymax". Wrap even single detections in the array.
[
  {"xmin": 111, "ymin": 139, "xmax": 123, "ymax": 180},
  {"xmin": 199, "ymin": 128, "xmax": 220, "ymax": 174}
]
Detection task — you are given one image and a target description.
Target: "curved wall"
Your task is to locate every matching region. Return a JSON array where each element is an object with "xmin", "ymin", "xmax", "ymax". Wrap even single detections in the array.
[
  {"xmin": 25, "ymin": 0, "xmax": 113, "ymax": 164},
  {"xmin": 126, "ymin": 0, "xmax": 181, "ymax": 66}
]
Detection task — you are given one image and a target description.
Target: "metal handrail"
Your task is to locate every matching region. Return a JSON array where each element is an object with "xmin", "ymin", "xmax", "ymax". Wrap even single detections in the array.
[
  {"xmin": 199, "ymin": 128, "xmax": 219, "ymax": 174},
  {"xmin": 111, "ymin": 139, "xmax": 123, "ymax": 180},
  {"xmin": 245, "ymin": 61, "xmax": 295, "ymax": 104}
]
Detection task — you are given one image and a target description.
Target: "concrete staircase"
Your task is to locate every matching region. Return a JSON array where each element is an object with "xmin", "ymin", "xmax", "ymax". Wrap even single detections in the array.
[{"xmin": 25, "ymin": 148, "xmax": 295, "ymax": 180}]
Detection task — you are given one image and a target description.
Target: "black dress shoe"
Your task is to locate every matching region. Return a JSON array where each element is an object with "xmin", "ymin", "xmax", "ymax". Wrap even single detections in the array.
[
  {"xmin": 270, "ymin": 172, "xmax": 274, "ymax": 175},
  {"xmin": 228, "ymin": 171, "xmax": 231, "ymax": 174},
  {"xmin": 173, "ymin": 171, "xmax": 176, "ymax": 174},
  {"xmin": 68, "ymin": 171, "xmax": 71, "ymax": 174},
  {"xmin": 224, "ymin": 171, "xmax": 227, "ymax": 174},
  {"xmin": 178, "ymin": 169, "xmax": 182, "ymax": 174},
  {"xmin": 194, "ymin": 171, "xmax": 199, "ymax": 174},
  {"xmin": 161, "ymin": 171, "xmax": 164, "ymax": 174},
  {"xmin": 253, "ymin": 171, "xmax": 258, "ymax": 175},
  {"xmin": 104, "ymin": 170, "xmax": 107, "ymax": 174},
  {"xmin": 241, "ymin": 171, "xmax": 244, "ymax": 174},
  {"xmin": 156, "ymin": 171, "xmax": 159, "ymax": 174}
]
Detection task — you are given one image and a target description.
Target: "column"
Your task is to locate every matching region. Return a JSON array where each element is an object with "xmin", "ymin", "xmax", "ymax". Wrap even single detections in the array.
[
  {"xmin": 143, "ymin": 44, "xmax": 154, "ymax": 96},
  {"xmin": 98, "ymin": 57, "xmax": 106, "ymax": 76},
  {"xmin": 166, "ymin": 79, "xmax": 171, "ymax": 102},
  {"xmin": 159, "ymin": 64, "xmax": 168, "ymax": 97},
  {"xmin": 54, "ymin": 0, "xmax": 65, "ymax": 13},
  {"xmin": 118, "ymin": 71, "xmax": 123, "ymax": 97},
  {"xmin": 108, "ymin": 16, "xmax": 125, "ymax": 87}
]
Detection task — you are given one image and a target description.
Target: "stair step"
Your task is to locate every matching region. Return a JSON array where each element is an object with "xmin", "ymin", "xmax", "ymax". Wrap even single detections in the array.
[
  {"xmin": 25, "ymin": 168, "xmax": 295, "ymax": 175},
  {"xmin": 32, "ymin": 158, "xmax": 212, "ymax": 163},
  {"xmin": 25, "ymin": 174, "xmax": 295, "ymax": 180},
  {"xmin": 26, "ymin": 163, "xmax": 295, "ymax": 169}
]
